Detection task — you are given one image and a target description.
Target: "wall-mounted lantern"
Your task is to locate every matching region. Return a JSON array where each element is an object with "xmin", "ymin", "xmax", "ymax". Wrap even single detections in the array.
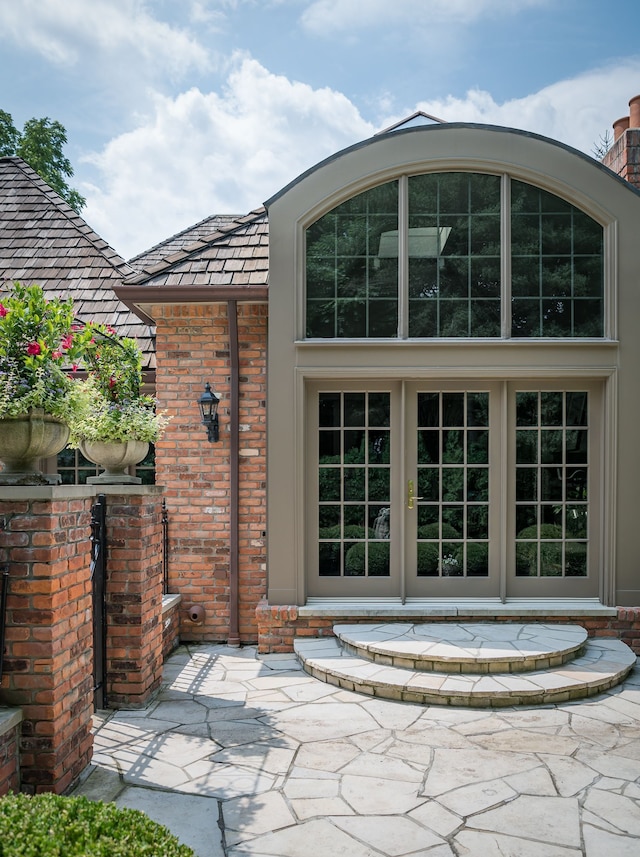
[{"xmin": 198, "ymin": 382, "xmax": 220, "ymax": 442}]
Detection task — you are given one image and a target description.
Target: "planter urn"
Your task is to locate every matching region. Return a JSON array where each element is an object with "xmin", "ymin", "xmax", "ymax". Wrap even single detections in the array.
[
  {"xmin": 79, "ymin": 439, "xmax": 149, "ymax": 484},
  {"xmin": 0, "ymin": 410, "xmax": 69, "ymax": 484}
]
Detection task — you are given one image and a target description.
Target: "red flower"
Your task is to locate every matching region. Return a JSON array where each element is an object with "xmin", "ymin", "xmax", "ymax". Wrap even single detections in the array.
[
  {"xmin": 71, "ymin": 364, "xmax": 79, "ymax": 373},
  {"xmin": 0, "ymin": 303, "xmax": 7, "ymax": 318},
  {"xmin": 61, "ymin": 334, "xmax": 73, "ymax": 350},
  {"xmin": 108, "ymin": 376, "xmax": 116, "ymax": 388},
  {"xmin": 26, "ymin": 342, "xmax": 41, "ymax": 355}
]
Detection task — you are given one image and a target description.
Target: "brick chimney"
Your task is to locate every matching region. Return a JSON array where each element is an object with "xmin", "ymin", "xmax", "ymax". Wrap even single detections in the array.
[{"xmin": 602, "ymin": 95, "xmax": 640, "ymax": 190}]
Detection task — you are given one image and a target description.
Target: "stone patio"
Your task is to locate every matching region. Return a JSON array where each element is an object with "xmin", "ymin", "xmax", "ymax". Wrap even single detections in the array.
[{"xmin": 71, "ymin": 641, "xmax": 640, "ymax": 856}]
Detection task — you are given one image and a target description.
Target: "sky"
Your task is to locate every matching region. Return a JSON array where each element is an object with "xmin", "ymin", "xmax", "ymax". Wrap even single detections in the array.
[{"xmin": 0, "ymin": 0, "xmax": 639, "ymax": 261}]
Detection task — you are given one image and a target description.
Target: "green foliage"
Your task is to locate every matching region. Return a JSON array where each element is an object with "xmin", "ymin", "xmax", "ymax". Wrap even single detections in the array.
[
  {"xmin": 0, "ymin": 282, "xmax": 93, "ymax": 421},
  {"xmin": 345, "ymin": 541, "xmax": 389, "ymax": 576},
  {"xmin": 0, "ymin": 793, "xmax": 195, "ymax": 857},
  {"xmin": 69, "ymin": 326, "xmax": 169, "ymax": 445},
  {"xmin": 0, "ymin": 283, "xmax": 169, "ymax": 443},
  {"xmin": 0, "ymin": 110, "xmax": 19, "ymax": 157},
  {"xmin": 0, "ymin": 111, "xmax": 85, "ymax": 212}
]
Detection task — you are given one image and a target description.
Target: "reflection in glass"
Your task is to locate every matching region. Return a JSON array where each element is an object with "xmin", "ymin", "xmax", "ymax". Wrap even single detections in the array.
[
  {"xmin": 514, "ymin": 390, "xmax": 589, "ymax": 578},
  {"xmin": 318, "ymin": 391, "xmax": 392, "ymax": 578}
]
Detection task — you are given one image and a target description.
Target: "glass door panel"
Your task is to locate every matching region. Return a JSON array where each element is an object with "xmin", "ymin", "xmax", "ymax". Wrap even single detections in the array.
[
  {"xmin": 308, "ymin": 382, "xmax": 401, "ymax": 597},
  {"xmin": 405, "ymin": 382, "xmax": 501, "ymax": 598},
  {"xmin": 507, "ymin": 383, "xmax": 600, "ymax": 598}
]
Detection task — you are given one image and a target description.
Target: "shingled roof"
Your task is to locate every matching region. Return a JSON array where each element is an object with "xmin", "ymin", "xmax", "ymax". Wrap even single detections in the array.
[
  {"xmin": 0, "ymin": 156, "xmax": 155, "ymax": 369},
  {"xmin": 128, "ymin": 213, "xmax": 245, "ymax": 271},
  {"xmin": 117, "ymin": 208, "xmax": 269, "ymax": 324}
]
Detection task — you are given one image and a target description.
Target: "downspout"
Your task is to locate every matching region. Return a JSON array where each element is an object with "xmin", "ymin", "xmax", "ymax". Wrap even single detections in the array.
[{"xmin": 227, "ymin": 300, "xmax": 241, "ymax": 647}]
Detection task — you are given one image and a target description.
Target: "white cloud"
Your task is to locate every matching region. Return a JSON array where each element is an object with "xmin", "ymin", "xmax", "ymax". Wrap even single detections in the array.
[
  {"xmin": 0, "ymin": 0, "xmax": 209, "ymax": 76},
  {"xmin": 301, "ymin": 0, "xmax": 550, "ymax": 34},
  {"xmin": 79, "ymin": 51, "xmax": 640, "ymax": 262},
  {"xmin": 82, "ymin": 56, "xmax": 373, "ymax": 259},
  {"xmin": 410, "ymin": 59, "xmax": 640, "ymax": 154}
]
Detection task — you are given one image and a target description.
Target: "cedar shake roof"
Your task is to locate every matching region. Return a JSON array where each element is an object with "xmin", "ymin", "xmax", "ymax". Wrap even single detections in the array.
[
  {"xmin": 117, "ymin": 208, "xmax": 269, "ymax": 323},
  {"xmin": 0, "ymin": 156, "xmax": 155, "ymax": 369},
  {"xmin": 128, "ymin": 214, "xmax": 244, "ymax": 270}
]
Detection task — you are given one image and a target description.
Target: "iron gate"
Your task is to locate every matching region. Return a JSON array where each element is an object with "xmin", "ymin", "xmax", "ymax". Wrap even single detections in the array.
[{"xmin": 90, "ymin": 493, "xmax": 107, "ymax": 710}]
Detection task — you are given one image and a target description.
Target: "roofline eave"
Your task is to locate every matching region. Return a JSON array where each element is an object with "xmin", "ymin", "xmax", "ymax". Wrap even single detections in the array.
[{"xmin": 114, "ymin": 284, "xmax": 269, "ymax": 325}]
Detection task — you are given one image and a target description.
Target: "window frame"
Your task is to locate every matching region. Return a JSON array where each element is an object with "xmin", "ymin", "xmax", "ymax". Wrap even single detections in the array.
[{"xmin": 304, "ymin": 171, "xmax": 607, "ymax": 342}]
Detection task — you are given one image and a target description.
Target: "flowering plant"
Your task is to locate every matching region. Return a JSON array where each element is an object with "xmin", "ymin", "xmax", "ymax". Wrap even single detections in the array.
[
  {"xmin": 0, "ymin": 282, "xmax": 92, "ymax": 421},
  {"xmin": 68, "ymin": 325, "xmax": 169, "ymax": 445}
]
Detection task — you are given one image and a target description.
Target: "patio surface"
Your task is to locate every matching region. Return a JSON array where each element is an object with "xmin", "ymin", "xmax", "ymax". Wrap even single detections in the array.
[{"xmin": 71, "ymin": 642, "xmax": 640, "ymax": 857}]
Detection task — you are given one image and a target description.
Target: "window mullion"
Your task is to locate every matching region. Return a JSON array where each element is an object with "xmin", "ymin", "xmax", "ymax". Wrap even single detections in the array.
[
  {"xmin": 398, "ymin": 174, "xmax": 408, "ymax": 339},
  {"xmin": 501, "ymin": 173, "xmax": 511, "ymax": 339}
]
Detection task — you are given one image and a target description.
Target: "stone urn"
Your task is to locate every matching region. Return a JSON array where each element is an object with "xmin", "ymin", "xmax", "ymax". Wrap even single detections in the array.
[
  {"xmin": 0, "ymin": 410, "xmax": 70, "ymax": 484},
  {"xmin": 79, "ymin": 439, "xmax": 149, "ymax": 484}
]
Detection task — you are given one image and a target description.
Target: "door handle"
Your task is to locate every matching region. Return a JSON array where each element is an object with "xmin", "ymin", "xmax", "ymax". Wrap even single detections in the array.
[{"xmin": 407, "ymin": 479, "xmax": 423, "ymax": 510}]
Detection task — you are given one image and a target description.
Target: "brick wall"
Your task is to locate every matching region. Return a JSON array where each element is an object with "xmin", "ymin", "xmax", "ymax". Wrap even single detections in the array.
[
  {"xmin": 0, "ymin": 710, "xmax": 21, "ymax": 795},
  {"xmin": 154, "ymin": 302, "xmax": 267, "ymax": 644},
  {"xmin": 102, "ymin": 488, "xmax": 165, "ymax": 708},
  {"xmin": 161, "ymin": 594, "xmax": 182, "ymax": 661},
  {"xmin": 0, "ymin": 489, "xmax": 94, "ymax": 793},
  {"xmin": 603, "ymin": 129, "xmax": 640, "ymax": 190},
  {"xmin": 256, "ymin": 601, "xmax": 640, "ymax": 655}
]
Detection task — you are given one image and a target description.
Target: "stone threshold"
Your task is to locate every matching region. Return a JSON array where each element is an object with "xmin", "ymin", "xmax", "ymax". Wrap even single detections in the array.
[
  {"xmin": 162, "ymin": 593, "xmax": 182, "ymax": 615},
  {"xmin": 300, "ymin": 598, "xmax": 617, "ymax": 618},
  {"xmin": 0, "ymin": 707, "xmax": 22, "ymax": 736}
]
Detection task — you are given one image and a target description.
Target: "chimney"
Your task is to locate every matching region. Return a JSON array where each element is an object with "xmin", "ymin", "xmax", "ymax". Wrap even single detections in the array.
[
  {"xmin": 602, "ymin": 95, "xmax": 640, "ymax": 191},
  {"xmin": 613, "ymin": 116, "xmax": 629, "ymax": 141}
]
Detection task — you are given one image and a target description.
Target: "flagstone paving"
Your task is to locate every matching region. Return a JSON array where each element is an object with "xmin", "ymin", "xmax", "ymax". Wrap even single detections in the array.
[{"xmin": 71, "ymin": 643, "xmax": 640, "ymax": 857}]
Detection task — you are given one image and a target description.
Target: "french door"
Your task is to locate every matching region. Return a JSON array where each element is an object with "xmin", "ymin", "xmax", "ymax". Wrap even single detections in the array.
[{"xmin": 307, "ymin": 380, "xmax": 600, "ymax": 600}]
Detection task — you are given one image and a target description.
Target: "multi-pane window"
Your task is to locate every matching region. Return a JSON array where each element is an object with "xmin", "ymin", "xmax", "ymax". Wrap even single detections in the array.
[
  {"xmin": 305, "ymin": 173, "xmax": 604, "ymax": 339},
  {"xmin": 511, "ymin": 182, "xmax": 603, "ymax": 337},
  {"xmin": 409, "ymin": 174, "xmax": 501, "ymax": 337},
  {"xmin": 514, "ymin": 392, "xmax": 588, "ymax": 577},
  {"xmin": 317, "ymin": 392, "xmax": 391, "ymax": 577},
  {"xmin": 306, "ymin": 182, "xmax": 398, "ymax": 337},
  {"xmin": 416, "ymin": 392, "xmax": 490, "ymax": 577}
]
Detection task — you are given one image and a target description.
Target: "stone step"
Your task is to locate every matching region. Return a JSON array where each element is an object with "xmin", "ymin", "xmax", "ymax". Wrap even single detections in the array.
[
  {"xmin": 333, "ymin": 622, "xmax": 588, "ymax": 674},
  {"xmin": 294, "ymin": 634, "xmax": 636, "ymax": 708}
]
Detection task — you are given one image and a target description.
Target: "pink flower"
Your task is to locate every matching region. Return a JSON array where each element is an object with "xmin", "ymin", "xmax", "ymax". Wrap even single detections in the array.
[
  {"xmin": 0, "ymin": 303, "xmax": 7, "ymax": 318},
  {"xmin": 106, "ymin": 325, "xmax": 116, "ymax": 334},
  {"xmin": 71, "ymin": 364, "xmax": 79, "ymax": 373},
  {"xmin": 52, "ymin": 350, "xmax": 63, "ymax": 360},
  {"xmin": 26, "ymin": 342, "xmax": 41, "ymax": 356},
  {"xmin": 61, "ymin": 334, "xmax": 73, "ymax": 350}
]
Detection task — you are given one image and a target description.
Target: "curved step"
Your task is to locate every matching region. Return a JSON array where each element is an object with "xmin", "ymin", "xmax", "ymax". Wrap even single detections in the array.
[
  {"xmin": 334, "ymin": 622, "xmax": 588, "ymax": 674},
  {"xmin": 294, "ymin": 636, "xmax": 636, "ymax": 707}
]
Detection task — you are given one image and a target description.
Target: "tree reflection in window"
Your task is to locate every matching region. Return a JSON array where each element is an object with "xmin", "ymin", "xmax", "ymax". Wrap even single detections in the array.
[{"xmin": 305, "ymin": 172, "xmax": 604, "ymax": 340}]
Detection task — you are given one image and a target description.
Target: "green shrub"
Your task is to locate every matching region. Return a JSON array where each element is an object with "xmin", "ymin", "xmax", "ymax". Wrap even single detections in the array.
[
  {"xmin": 344, "ymin": 541, "xmax": 389, "ymax": 576},
  {"xmin": 0, "ymin": 793, "xmax": 195, "ymax": 857}
]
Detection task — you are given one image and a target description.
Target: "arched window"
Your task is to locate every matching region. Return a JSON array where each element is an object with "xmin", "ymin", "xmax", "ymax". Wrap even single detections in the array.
[{"xmin": 305, "ymin": 173, "xmax": 604, "ymax": 339}]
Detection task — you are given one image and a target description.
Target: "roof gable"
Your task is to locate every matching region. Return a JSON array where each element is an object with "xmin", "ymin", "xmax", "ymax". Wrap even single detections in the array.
[{"xmin": 0, "ymin": 156, "xmax": 154, "ymax": 368}]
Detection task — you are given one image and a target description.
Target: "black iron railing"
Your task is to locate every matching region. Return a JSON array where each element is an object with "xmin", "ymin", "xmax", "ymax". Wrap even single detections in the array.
[
  {"xmin": 162, "ymin": 498, "xmax": 169, "ymax": 594},
  {"xmin": 90, "ymin": 493, "xmax": 107, "ymax": 710},
  {"xmin": 0, "ymin": 563, "xmax": 8, "ymax": 683}
]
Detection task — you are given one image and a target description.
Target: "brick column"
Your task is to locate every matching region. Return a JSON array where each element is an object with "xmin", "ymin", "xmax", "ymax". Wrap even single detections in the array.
[
  {"xmin": 0, "ymin": 487, "xmax": 95, "ymax": 794},
  {"xmin": 101, "ymin": 487, "xmax": 164, "ymax": 708}
]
